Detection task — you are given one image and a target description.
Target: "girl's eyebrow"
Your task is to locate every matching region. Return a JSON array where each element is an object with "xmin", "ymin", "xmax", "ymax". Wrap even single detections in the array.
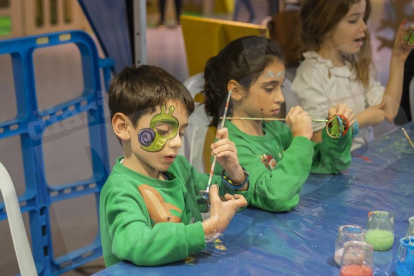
[
  {"xmin": 262, "ymin": 78, "xmax": 286, "ymax": 86},
  {"xmin": 262, "ymin": 80, "xmax": 279, "ymax": 86},
  {"xmin": 346, "ymin": 12, "xmax": 362, "ymax": 18},
  {"xmin": 180, "ymin": 123, "xmax": 188, "ymax": 129}
]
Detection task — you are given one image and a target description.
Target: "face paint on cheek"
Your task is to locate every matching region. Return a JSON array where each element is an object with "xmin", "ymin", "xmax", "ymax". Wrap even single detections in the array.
[
  {"xmin": 138, "ymin": 105, "xmax": 179, "ymax": 152},
  {"xmin": 138, "ymin": 128, "xmax": 156, "ymax": 146}
]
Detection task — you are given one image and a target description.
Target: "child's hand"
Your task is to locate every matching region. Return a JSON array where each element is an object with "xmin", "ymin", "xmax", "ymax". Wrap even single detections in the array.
[
  {"xmin": 365, "ymin": 102, "xmax": 389, "ymax": 125},
  {"xmin": 202, "ymin": 185, "xmax": 247, "ymax": 238},
  {"xmin": 392, "ymin": 20, "xmax": 414, "ymax": 63},
  {"xmin": 328, "ymin": 103, "xmax": 356, "ymax": 126},
  {"xmin": 211, "ymin": 128, "xmax": 245, "ymax": 184},
  {"xmin": 286, "ymin": 106, "xmax": 313, "ymax": 140}
]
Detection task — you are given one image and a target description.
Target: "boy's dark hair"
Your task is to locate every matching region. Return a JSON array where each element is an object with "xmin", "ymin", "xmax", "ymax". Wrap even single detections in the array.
[
  {"xmin": 109, "ymin": 65, "xmax": 195, "ymax": 128},
  {"xmin": 202, "ymin": 36, "xmax": 283, "ymax": 127}
]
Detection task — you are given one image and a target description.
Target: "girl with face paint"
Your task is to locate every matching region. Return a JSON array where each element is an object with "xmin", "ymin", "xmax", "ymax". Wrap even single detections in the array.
[{"xmin": 203, "ymin": 36, "xmax": 354, "ymax": 213}]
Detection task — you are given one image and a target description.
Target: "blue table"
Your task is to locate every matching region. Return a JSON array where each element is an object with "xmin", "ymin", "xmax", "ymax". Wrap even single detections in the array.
[{"xmin": 94, "ymin": 123, "xmax": 414, "ymax": 276}]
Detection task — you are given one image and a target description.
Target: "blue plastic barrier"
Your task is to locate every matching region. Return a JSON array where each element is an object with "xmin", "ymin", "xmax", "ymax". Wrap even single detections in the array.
[{"xmin": 0, "ymin": 31, "xmax": 114, "ymax": 275}]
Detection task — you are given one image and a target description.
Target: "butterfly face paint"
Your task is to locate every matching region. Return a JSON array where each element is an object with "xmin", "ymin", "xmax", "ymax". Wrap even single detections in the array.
[
  {"xmin": 138, "ymin": 105, "xmax": 179, "ymax": 152},
  {"xmin": 262, "ymin": 70, "xmax": 285, "ymax": 79}
]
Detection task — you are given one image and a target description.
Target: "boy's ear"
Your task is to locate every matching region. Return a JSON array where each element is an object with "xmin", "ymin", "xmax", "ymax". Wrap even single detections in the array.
[
  {"xmin": 112, "ymin": 113, "xmax": 131, "ymax": 141},
  {"xmin": 227, "ymin": 80, "xmax": 243, "ymax": 101}
]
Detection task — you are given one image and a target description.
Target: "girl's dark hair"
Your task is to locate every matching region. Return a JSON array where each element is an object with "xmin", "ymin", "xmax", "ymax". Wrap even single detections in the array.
[
  {"xmin": 300, "ymin": 0, "xmax": 372, "ymax": 87},
  {"xmin": 109, "ymin": 65, "xmax": 194, "ymax": 127},
  {"xmin": 202, "ymin": 36, "xmax": 283, "ymax": 127}
]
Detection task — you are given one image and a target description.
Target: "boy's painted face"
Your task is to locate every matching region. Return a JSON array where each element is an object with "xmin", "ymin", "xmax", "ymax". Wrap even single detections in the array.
[
  {"xmin": 129, "ymin": 100, "xmax": 188, "ymax": 173},
  {"xmin": 138, "ymin": 105, "xmax": 179, "ymax": 152},
  {"xmin": 238, "ymin": 61, "xmax": 285, "ymax": 118},
  {"xmin": 324, "ymin": 0, "xmax": 368, "ymax": 55}
]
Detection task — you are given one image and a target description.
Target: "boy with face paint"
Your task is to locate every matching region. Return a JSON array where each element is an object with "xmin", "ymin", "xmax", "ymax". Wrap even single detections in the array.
[{"xmin": 100, "ymin": 65, "xmax": 250, "ymax": 267}]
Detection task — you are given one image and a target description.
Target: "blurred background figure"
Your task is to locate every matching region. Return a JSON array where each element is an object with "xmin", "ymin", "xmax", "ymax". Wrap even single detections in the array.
[
  {"xmin": 395, "ymin": 51, "xmax": 414, "ymax": 125},
  {"xmin": 268, "ymin": 0, "xmax": 279, "ymax": 15},
  {"xmin": 283, "ymin": 0, "xmax": 301, "ymax": 11},
  {"xmin": 158, "ymin": 0, "xmax": 182, "ymax": 26},
  {"xmin": 233, "ymin": 0, "xmax": 256, "ymax": 23}
]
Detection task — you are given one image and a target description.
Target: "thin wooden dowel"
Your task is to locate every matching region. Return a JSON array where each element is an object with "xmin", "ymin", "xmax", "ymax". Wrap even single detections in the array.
[
  {"xmin": 402, "ymin": 128, "xmax": 414, "ymax": 150},
  {"xmin": 221, "ymin": 116, "xmax": 329, "ymax": 123},
  {"xmin": 205, "ymin": 91, "xmax": 232, "ymax": 195}
]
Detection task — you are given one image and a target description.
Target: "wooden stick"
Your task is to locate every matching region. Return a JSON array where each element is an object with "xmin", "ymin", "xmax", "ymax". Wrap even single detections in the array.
[
  {"xmin": 205, "ymin": 91, "xmax": 232, "ymax": 195},
  {"xmin": 221, "ymin": 116, "xmax": 329, "ymax": 123},
  {"xmin": 402, "ymin": 128, "xmax": 414, "ymax": 150}
]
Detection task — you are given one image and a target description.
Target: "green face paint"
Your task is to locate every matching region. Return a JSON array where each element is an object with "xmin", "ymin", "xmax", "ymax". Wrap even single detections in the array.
[{"xmin": 138, "ymin": 105, "xmax": 179, "ymax": 152}]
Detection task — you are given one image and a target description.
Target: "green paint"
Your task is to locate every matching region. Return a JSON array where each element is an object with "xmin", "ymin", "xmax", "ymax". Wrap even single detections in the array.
[
  {"xmin": 141, "ymin": 105, "xmax": 179, "ymax": 152},
  {"xmin": 365, "ymin": 229, "xmax": 394, "ymax": 251}
]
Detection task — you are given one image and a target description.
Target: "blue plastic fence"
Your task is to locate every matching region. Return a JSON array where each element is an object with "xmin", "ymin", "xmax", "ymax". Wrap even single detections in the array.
[{"xmin": 0, "ymin": 30, "xmax": 114, "ymax": 275}]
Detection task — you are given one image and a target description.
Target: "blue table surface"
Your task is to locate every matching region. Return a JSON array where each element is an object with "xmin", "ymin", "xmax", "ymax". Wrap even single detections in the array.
[{"xmin": 93, "ymin": 123, "xmax": 414, "ymax": 276}]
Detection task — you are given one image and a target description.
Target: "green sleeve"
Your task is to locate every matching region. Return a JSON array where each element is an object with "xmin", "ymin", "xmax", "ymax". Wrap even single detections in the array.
[
  {"xmin": 310, "ymin": 128, "xmax": 352, "ymax": 174},
  {"xmin": 176, "ymin": 157, "xmax": 251, "ymax": 213},
  {"xmin": 240, "ymin": 136, "xmax": 314, "ymax": 212},
  {"xmin": 105, "ymin": 187, "xmax": 206, "ymax": 266}
]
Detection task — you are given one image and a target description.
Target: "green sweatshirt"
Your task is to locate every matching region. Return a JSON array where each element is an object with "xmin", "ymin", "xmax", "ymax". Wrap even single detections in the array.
[
  {"xmin": 100, "ymin": 156, "xmax": 250, "ymax": 267},
  {"xmin": 214, "ymin": 120, "xmax": 352, "ymax": 212}
]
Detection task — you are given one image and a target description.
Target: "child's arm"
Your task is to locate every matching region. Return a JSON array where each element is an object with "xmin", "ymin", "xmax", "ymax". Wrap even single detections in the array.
[
  {"xmin": 235, "ymin": 136, "xmax": 314, "ymax": 212},
  {"xmin": 355, "ymin": 101, "xmax": 387, "ymax": 128},
  {"xmin": 308, "ymin": 103, "xmax": 353, "ymax": 173},
  {"xmin": 306, "ymin": 104, "xmax": 352, "ymax": 173},
  {"xmin": 311, "ymin": 128, "xmax": 352, "ymax": 174},
  {"xmin": 380, "ymin": 20, "xmax": 414, "ymax": 120},
  {"xmin": 104, "ymin": 188, "xmax": 206, "ymax": 266},
  {"xmin": 232, "ymin": 108, "xmax": 315, "ymax": 212},
  {"xmin": 211, "ymin": 128, "xmax": 249, "ymax": 191}
]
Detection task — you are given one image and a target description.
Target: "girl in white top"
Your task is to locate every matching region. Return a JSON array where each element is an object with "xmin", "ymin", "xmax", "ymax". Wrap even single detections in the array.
[{"xmin": 291, "ymin": 0, "xmax": 413, "ymax": 150}]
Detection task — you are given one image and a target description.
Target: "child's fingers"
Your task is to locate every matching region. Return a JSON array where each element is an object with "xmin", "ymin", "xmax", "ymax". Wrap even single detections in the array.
[
  {"xmin": 286, "ymin": 106, "xmax": 295, "ymax": 118},
  {"xmin": 230, "ymin": 194, "xmax": 247, "ymax": 207},
  {"xmin": 336, "ymin": 103, "xmax": 348, "ymax": 116},
  {"xmin": 376, "ymin": 101, "xmax": 386, "ymax": 110},
  {"xmin": 215, "ymin": 150, "xmax": 237, "ymax": 159},
  {"xmin": 215, "ymin": 127, "xmax": 229, "ymax": 139},
  {"xmin": 212, "ymin": 143, "xmax": 236, "ymax": 155},
  {"xmin": 343, "ymin": 108, "xmax": 352, "ymax": 122},
  {"xmin": 328, "ymin": 106, "xmax": 337, "ymax": 117},
  {"xmin": 290, "ymin": 106, "xmax": 303, "ymax": 117},
  {"xmin": 208, "ymin": 184, "xmax": 220, "ymax": 204},
  {"xmin": 286, "ymin": 106, "xmax": 302, "ymax": 123},
  {"xmin": 348, "ymin": 113, "xmax": 356, "ymax": 127},
  {"xmin": 212, "ymin": 138, "xmax": 234, "ymax": 150},
  {"xmin": 224, "ymin": 194, "xmax": 234, "ymax": 201},
  {"xmin": 395, "ymin": 20, "xmax": 406, "ymax": 46}
]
